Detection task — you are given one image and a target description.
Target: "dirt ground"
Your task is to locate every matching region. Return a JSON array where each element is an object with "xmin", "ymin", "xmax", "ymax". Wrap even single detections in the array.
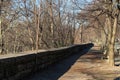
[
  {"xmin": 59, "ymin": 50, "xmax": 120, "ymax": 80},
  {"xmin": 25, "ymin": 49, "xmax": 120, "ymax": 80}
]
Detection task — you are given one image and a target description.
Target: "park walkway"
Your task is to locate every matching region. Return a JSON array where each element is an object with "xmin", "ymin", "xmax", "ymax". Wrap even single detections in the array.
[{"xmin": 25, "ymin": 49, "xmax": 120, "ymax": 80}]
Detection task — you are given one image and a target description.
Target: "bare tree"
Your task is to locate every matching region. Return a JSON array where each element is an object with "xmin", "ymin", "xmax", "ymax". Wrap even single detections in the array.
[{"xmin": 76, "ymin": 0, "xmax": 120, "ymax": 66}]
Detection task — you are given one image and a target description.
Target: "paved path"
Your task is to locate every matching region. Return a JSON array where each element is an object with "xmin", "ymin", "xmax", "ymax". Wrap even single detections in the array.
[
  {"xmin": 24, "ymin": 49, "xmax": 120, "ymax": 80},
  {"xmin": 24, "ymin": 47, "xmax": 92, "ymax": 80}
]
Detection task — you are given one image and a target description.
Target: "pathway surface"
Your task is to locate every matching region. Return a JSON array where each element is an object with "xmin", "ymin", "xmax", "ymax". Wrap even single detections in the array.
[{"xmin": 25, "ymin": 49, "xmax": 120, "ymax": 80}]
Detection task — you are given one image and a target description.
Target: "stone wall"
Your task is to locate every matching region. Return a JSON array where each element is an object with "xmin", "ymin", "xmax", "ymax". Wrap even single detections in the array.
[{"xmin": 0, "ymin": 43, "xmax": 93, "ymax": 80}]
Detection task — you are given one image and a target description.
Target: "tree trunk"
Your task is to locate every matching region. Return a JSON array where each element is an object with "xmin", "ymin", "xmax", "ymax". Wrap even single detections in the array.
[
  {"xmin": 108, "ymin": 15, "xmax": 118, "ymax": 66},
  {"xmin": 0, "ymin": 1, "xmax": 6, "ymax": 54},
  {"xmin": 0, "ymin": 1, "xmax": 1, "ymax": 40},
  {"xmin": 35, "ymin": 13, "xmax": 39, "ymax": 51},
  {"xmin": 104, "ymin": 15, "xmax": 112, "ymax": 58},
  {"xmin": 49, "ymin": 0, "xmax": 54, "ymax": 48},
  {"xmin": 33, "ymin": 0, "xmax": 39, "ymax": 51}
]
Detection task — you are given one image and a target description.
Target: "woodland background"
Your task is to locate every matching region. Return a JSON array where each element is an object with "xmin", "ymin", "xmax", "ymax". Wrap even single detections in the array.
[{"xmin": 0, "ymin": 0, "xmax": 120, "ymax": 56}]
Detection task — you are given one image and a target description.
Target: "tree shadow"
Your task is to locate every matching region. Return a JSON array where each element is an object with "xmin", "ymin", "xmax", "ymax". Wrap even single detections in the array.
[
  {"xmin": 114, "ymin": 77, "xmax": 120, "ymax": 80},
  {"xmin": 24, "ymin": 45, "xmax": 93, "ymax": 80}
]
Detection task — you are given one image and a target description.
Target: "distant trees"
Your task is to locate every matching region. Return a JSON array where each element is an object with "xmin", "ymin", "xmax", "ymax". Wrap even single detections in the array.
[
  {"xmin": 0, "ymin": 0, "xmax": 12, "ymax": 54},
  {"xmin": 0, "ymin": 0, "xmax": 78, "ymax": 54},
  {"xmin": 1, "ymin": 0, "xmax": 119, "ymax": 66}
]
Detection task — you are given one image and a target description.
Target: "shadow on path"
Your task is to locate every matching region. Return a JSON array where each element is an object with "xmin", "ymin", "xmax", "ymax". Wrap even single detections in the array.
[
  {"xmin": 114, "ymin": 77, "xmax": 120, "ymax": 80},
  {"xmin": 24, "ymin": 45, "xmax": 93, "ymax": 80}
]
